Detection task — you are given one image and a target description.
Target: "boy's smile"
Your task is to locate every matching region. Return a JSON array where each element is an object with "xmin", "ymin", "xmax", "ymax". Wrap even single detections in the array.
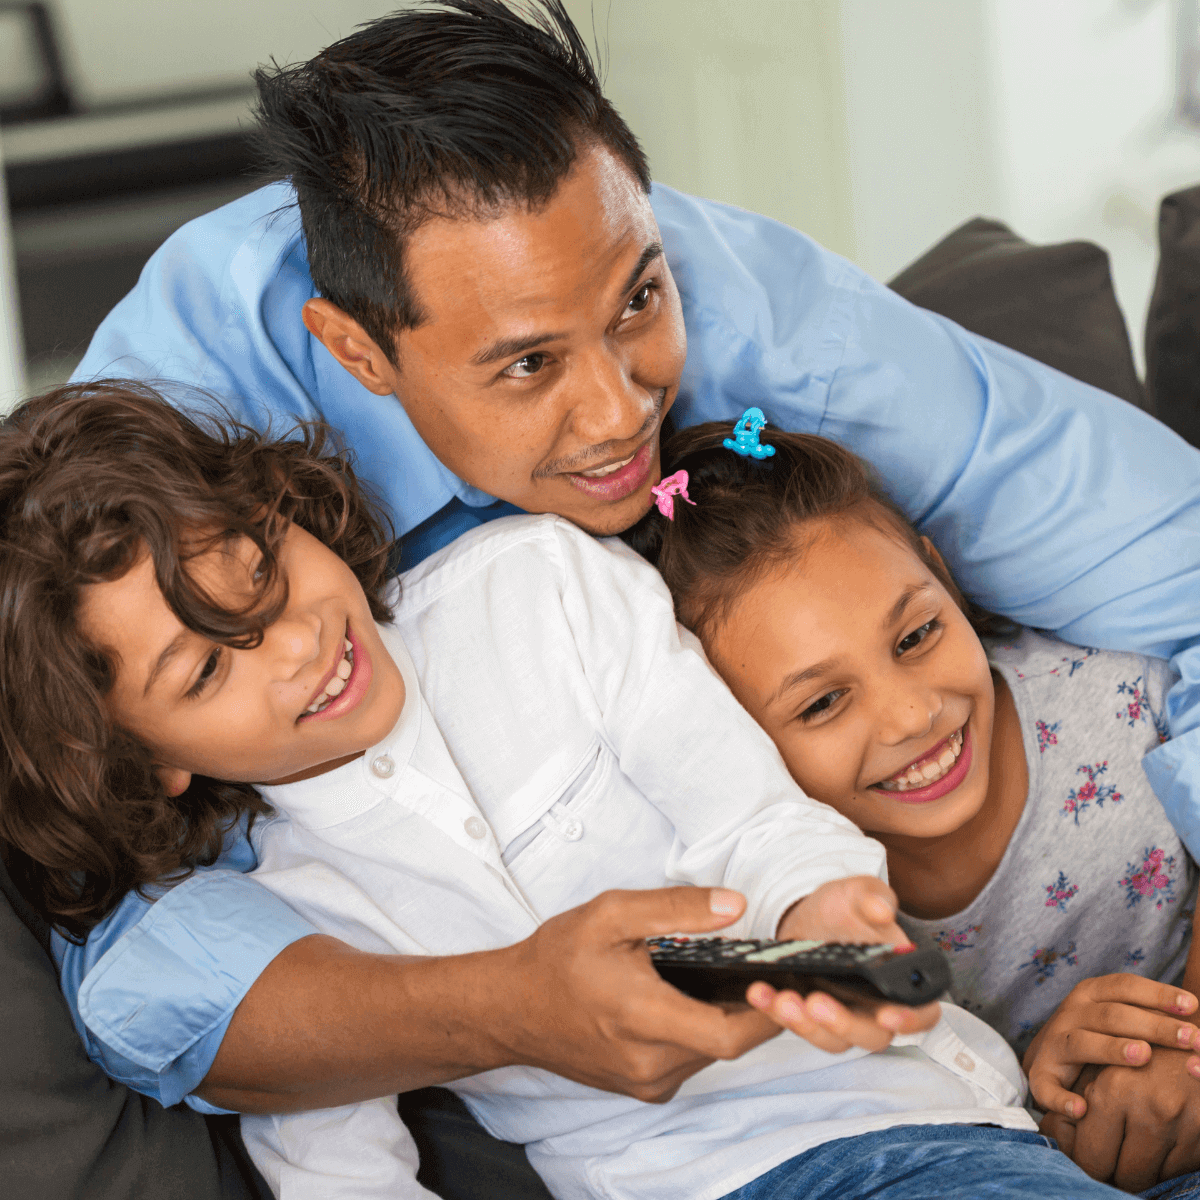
[{"xmin": 79, "ymin": 523, "xmax": 406, "ymax": 790}]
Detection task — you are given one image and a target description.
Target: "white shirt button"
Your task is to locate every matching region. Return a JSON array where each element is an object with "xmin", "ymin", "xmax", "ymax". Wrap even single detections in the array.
[
  {"xmin": 954, "ymin": 1051, "xmax": 976, "ymax": 1072},
  {"xmin": 464, "ymin": 816, "xmax": 487, "ymax": 840},
  {"xmin": 560, "ymin": 818, "xmax": 584, "ymax": 841},
  {"xmin": 371, "ymin": 755, "xmax": 395, "ymax": 779}
]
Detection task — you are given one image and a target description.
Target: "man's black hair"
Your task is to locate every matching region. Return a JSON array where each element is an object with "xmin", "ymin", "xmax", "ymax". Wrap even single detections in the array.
[{"xmin": 254, "ymin": 0, "xmax": 651, "ymax": 364}]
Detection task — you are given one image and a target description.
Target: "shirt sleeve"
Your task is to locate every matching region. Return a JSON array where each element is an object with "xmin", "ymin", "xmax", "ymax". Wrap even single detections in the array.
[
  {"xmin": 654, "ymin": 183, "xmax": 1200, "ymax": 862},
  {"xmin": 551, "ymin": 522, "xmax": 887, "ymax": 940},
  {"xmin": 56, "ymin": 833, "xmax": 318, "ymax": 1108},
  {"xmin": 242, "ymin": 1098, "xmax": 439, "ymax": 1200}
]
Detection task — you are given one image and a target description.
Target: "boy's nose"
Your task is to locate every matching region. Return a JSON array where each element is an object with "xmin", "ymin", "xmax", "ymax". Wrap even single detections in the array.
[{"xmin": 266, "ymin": 611, "xmax": 322, "ymax": 672}]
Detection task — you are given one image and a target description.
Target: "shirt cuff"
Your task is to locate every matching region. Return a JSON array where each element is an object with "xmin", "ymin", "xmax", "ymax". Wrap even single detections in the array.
[{"xmin": 77, "ymin": 870, "xmax": 317, "ymax": 1107}]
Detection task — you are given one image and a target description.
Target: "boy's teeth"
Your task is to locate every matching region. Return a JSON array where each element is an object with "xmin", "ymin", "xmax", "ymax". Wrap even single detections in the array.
[
  {"xmin": 579, "ymin": 453, "xmax": 634, "ymax": 478},
  {"xmin": 305, "ymin": 642, "xmax": 354, "ymax": 714}
]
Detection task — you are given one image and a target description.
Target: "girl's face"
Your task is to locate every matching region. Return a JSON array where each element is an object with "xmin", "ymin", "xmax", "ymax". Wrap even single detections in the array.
[
  {"xmin": 79, "ymin": 522, "xmax": 406, "ymax": 790},
  {"xmin": 704, "ymin": 516, "xmax": 996, "ymax": 844}
]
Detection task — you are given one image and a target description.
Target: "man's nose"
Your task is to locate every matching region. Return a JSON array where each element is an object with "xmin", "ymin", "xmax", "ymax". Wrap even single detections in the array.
[{"xmin": 568, "ymin": 342, "xmax": 657, "ymax": 447}]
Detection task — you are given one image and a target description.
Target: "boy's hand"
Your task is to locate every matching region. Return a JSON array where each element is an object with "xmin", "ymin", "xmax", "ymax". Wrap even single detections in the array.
[
  {"xmin": 1042, "ymin": 1050, "xmax": 1200, "ymax": 1191},
  {"xmin": 1022, "ymin": 973, "xmax": 1198, "ymax": 1119},
  {"xmin": 745, "ymin": 876, "xmax": 940, "ymax": 1054}
]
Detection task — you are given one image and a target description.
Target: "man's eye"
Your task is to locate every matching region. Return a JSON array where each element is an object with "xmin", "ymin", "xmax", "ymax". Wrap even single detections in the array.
[
  {"xmin": 897, "ymin": 620, "xmax": 941, "ymax": 656},
  {"xmin": 186, "ymin": 649, "xmax": 222, "ymax": 699},
  {"xmin": 501, "ymin": 353, "xmax": 546, "ymax": 379},
  {"xmin": 799, "ymin": 689, "xmax": 845, "ymax": 723},
  {"xmin": 626, "ymin": 282, "xmax": 656, "ymax": 315}
]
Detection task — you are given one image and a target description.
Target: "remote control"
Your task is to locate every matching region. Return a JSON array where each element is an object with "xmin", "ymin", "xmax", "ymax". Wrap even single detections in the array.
[{"xmin": 646, "ymin": 936, "xmax": 950, "ymax": 1007}]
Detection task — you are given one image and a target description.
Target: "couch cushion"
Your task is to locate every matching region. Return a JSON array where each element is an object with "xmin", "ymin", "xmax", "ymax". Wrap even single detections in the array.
[{"xmin": 889, "ymin": 216, "xmax": 1146, "ymax": 411}]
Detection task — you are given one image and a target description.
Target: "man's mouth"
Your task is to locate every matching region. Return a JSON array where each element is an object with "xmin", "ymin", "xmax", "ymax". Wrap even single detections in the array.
[
  {"xmin": 304, "ymin": 636, "xmax": 354, "ymax": 715},
  {"xmin": 873, "ymin": 727, "xmax": 965, "ymax": 792},
  {"xmin": 565, "ymin": 440, "xmax": 655, "ymax": 501}
]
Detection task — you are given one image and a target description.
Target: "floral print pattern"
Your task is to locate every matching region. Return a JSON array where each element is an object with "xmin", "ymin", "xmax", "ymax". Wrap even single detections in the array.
[
  {"xmin": 1120, "ymin": 847, "xmax": 1177, "ymax": 911},
  {"xmin": 1043, "ymin": 871, "xmax": 1078, "ymax": 912},
  {"xmin": 1018, "ymin": 941, "xmax": 1079, "ymax": 985},
  {"xmin": 1062, "ymin": 762, "xmax": 1122, "ymax": 824}
]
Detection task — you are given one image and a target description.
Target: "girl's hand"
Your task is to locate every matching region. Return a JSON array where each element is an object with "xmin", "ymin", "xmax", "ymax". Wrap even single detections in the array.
[
  {"xmin": 1023, "ymin": 973, "xmax": 1198, "ymax": 1119},
  {"xmin": 748, "ymin": 876, "xmax": 940, "ymax": 1054}
]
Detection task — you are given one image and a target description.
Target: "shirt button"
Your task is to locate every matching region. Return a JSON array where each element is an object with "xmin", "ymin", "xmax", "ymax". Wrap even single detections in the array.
[
  {"xmin": 371, "ymin": 755, "xmax": 395, "ymax": 779},
  {"xmin": 954, "ymin": 1051, "xmax": 976, "ymax": 1072},
  {"xmin": 560, "ymin": 818, "xmax": 584, "ymax": 841},
  {"xmin": 464, "ymin": 816, "xmax": 487, "ymax": 840}
]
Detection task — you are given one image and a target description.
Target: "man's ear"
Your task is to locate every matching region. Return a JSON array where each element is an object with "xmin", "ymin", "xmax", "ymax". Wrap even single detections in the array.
[
  {"xmin": 302, "ymin": 298, "xmax": 398, "ymax": 396},
  {"xmin": 155, "ymin": 765, "xmax": 193, "ymax": 798}
]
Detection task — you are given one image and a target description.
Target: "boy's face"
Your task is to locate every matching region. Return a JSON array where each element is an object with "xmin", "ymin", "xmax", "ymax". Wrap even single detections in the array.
[
  {"xmin": 308, "ymin": 143, "xmax": 687, "ymax": 536},
  {"xmin": 704, "ymin": 517, "xmax": 998, "ymax": 847},
  {"xmin": 79, "ymin": 524, "xmax": 406, "ymax": 790}
]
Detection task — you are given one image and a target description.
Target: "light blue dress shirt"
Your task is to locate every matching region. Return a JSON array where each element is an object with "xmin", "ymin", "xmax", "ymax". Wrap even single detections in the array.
[{"xmin": 63, "ymin": 180, "xmax": 1200, "ymax": 1109}]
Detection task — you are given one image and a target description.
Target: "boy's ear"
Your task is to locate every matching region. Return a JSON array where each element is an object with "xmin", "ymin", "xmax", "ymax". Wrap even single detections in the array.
[
  {"xmin": 302, "ymin": 298, "xmax": 398, "ymax": 397},
  {"xmin": 155, "ymin": 765, "xmax": 193, "ymax": 798}
]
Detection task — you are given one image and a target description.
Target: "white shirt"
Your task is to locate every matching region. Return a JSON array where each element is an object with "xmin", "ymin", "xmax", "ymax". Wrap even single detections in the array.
[{"xmin": 240, "ymin": 515, "xmax": 1035, "ymax": 1200}]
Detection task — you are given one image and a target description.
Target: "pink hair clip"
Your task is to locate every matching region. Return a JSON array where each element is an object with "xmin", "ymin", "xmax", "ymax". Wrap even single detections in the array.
[{"xmin": 650, "ymin": 469, "xmax": 696, "ymax": 521}]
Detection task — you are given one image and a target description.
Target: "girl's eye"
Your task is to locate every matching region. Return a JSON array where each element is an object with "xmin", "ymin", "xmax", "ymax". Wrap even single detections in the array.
[
  {"xmin": 501, "ymin": 353, "xmax": 546, "ymax": 379},
  {"xmin": 799, "ymin": 689, "xmax": 846, "ymax": 723},
  {"xmin": 897, "ymin": 619, "xmax": 941, "ymax": 656},
  {"xmin": 625, "ymin": 281, "xmax": 656, "ymax": 317},
  {"xmin": 186, "ymin": 649, "xmax": 222, "ymax": 699}
]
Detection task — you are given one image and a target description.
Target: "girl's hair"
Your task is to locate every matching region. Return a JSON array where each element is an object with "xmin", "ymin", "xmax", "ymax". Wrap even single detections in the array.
[
  {"xmin": 624, "ymin": 420, "xmax": 1010, "ymax": 645},
  {"xmin": 0, "ymin": 381, "xmax": 396, "ymax": 937}
]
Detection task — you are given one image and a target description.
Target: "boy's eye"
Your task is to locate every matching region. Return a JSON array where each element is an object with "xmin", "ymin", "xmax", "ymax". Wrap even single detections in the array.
[
  {"xmin": 501, "ymin": 353, "xmax": 546, "ymax": 379},
  {"xmin": 799, "ymin": 689, "xmax": 846, "ymax": 723},
  {"xmin": 186, "ymin": 648, "xmax": 222, "ymax": 699},
  {"xmin": 897, "ymin": 619, "xmax": 941, "ymax": 656}
]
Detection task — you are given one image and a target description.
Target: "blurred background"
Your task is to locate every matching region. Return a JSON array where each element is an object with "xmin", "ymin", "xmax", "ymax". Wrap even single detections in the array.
[{"xmin": 2, "ymin": 0, "xmax": 1199, "ymax": 410}]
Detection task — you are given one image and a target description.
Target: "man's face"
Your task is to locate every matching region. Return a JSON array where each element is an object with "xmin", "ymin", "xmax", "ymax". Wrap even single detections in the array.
[{"xmin": 380, "ymin": 144, "xmax": 687, "ymax": 535}]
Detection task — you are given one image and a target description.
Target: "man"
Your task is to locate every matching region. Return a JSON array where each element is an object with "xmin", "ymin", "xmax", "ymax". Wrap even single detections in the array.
[{"xmin": 57, "ymin": 0, "xmax": 1200, "ymax": 1191}]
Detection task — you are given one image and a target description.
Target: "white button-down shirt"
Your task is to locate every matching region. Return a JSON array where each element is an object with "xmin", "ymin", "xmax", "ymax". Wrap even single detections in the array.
[{"xmin": 241, "ymin": 516, "xmax": 1035, "ymax": 1200}]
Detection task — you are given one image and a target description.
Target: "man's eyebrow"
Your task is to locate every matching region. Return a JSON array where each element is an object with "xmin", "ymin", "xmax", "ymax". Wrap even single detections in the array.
[
  {"xmin": 469, "ymin": 241, "xmax": 664, "ymax": 369},
  {"xmin": 143, "ymin": 630, "xmax": 190, "ymax": 698},
  {"xmin": 621, "ymin": 240, "xmax": 664, "ymax": 296},
  {"xmin": 768, "ymin": 655, "xmax": 843, "ymax": 708},
  {"xmin": 471, "ymin": 329, "xmax": 570, "ymax": 368},
  {"xmin": 886, "ymin": 583, "xmax": 937, "ymax": 629}
]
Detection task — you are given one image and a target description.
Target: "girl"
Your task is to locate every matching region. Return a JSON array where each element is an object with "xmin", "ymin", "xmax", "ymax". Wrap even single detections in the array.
[{"xmin": 627, "ymin": 418, "xmax": 1200, "ymax": 1186}]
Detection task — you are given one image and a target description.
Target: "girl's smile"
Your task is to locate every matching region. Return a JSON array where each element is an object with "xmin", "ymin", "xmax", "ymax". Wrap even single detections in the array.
[{"xmin": 870, "ymin": 725, "xmax": 970, "ymax": 803}]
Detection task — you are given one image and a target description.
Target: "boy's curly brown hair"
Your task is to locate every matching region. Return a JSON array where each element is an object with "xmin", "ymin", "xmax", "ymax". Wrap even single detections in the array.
[{"xmin": 0, "ymin": 381, "xmax": 396, "ymax": 937}]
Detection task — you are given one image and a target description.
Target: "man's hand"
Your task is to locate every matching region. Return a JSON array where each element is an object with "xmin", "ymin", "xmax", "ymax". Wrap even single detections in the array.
[
  {"xmin": 1041, "ymin": 1049, "xmax": 1200, "ymax": 1191},
  {"xmin": 1023, "ymin": 973, "xmax": 1198, "ymax": 1119},
  {"xmin": 744, "ymin": 876, "xmax": 940, "ymax": 1054},
  {"xmin": 489, "ymin": 886, "xmax": 782, "ymax": 1102}
]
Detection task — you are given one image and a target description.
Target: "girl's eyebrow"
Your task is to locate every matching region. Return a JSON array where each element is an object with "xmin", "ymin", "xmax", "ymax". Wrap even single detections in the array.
[
  {"xmin": 885, "ymin": 582, "xmax": 937, "ymax": 628},
  {"xmin": 769, "ymin": 654, "xmax": 843, "ymax": 708},
  {"xmin": 143, "ymin": 630, "xmax": 191, "ymax": 697}
]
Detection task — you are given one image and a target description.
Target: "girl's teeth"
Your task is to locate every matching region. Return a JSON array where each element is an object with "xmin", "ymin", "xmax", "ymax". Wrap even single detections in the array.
[
  {"xmin": 336, "ymin": 658, "xmax": 353, "ymax": 681},
  {"xmin": 876, "ymin": 728, "xmax": 965, "ymax": 791}
]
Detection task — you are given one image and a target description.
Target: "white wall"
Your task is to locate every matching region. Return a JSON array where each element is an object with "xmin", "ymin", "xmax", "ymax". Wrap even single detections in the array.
[{"xmin": 0, "ymin": 136, "xmax": 26, "ymax": 411}]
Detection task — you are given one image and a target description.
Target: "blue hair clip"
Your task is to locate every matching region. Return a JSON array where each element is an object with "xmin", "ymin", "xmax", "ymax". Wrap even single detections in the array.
[{"xmin": 723, "ymin": 407, "xmax": 776, "ymax": 459}]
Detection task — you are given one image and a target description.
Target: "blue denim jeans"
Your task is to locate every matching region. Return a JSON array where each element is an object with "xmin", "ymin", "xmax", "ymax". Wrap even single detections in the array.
[{"xmin": 719, "ymin": 1123, "xmax": 1199, "ymax": 1199}]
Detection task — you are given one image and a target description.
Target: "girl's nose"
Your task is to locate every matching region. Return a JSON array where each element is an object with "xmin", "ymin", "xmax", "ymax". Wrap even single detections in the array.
[{"xmin": 877, "ymin": 681, "xmax": 942, "ymax": 745}]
